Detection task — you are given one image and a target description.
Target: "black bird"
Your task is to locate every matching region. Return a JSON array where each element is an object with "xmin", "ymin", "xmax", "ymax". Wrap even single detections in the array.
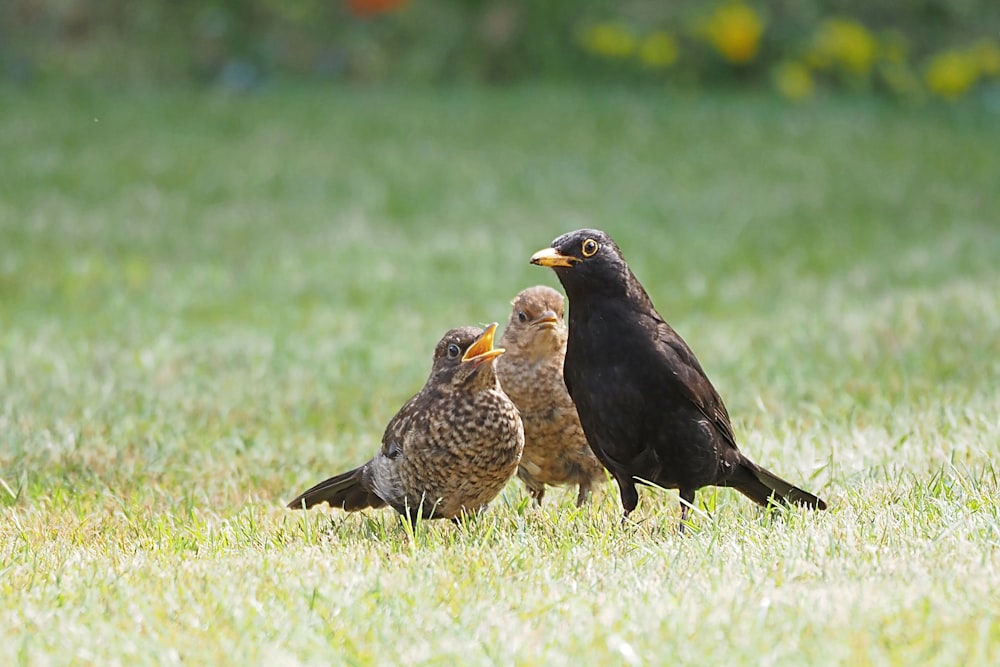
[
  {"xmin": 530, "ymin": 229, "xmax": 826, "ymax": 526},
  {"xmin": 287, "ymin": 324, "xmax": 524, "ymax": 521}
]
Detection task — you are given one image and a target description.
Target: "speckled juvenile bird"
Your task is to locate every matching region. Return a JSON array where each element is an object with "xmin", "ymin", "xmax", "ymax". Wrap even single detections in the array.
[
  {"xmin": 497, "ymin": 286, "xmax": 606, "ymax": 506},
  {"xmin": 287, "ymin": 324, "xmax": 524, "ymax": 521}
]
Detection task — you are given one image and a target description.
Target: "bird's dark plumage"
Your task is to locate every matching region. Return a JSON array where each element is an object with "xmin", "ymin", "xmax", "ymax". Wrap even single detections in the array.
[
  {"xmin": 497, "ymin": 285, "xmax": 607, "ymax": 506},
  {"xmin": 530, "ymin": 229, "xmax": 826, "ymax": 526},
  {"xmin": 287, "ymin": 324, "xmax": 524, "ymax": 521}
]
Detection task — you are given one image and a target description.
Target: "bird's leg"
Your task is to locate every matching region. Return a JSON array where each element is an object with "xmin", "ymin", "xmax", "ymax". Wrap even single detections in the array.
[
  {"xmin": 678, "ymin": 488, "xmax": 696, "ymax": 533},
  {"xmin": 575, "ymin": 482, "xmax": 591, "ymax": 507},
  {"xmin": 618, "ymin": 478, "xmax": 639, "ymax": 526}
]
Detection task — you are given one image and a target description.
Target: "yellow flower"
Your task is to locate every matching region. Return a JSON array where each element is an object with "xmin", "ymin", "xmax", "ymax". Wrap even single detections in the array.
[
  {"xmin": 810, "ymin": 18, "xmax": 877, "ymax": 76},
  {"xmin": 703, "ymin": 3, "xmax": 764, "ymax": 65},
  {"xmin": 580, "ymin": 23, "xmax": 637, "ymax": 59},
  {"xmin": 971, "ymin": 39, "xmax": 1000, "ymax": 77},
  {"xmin": 925, "ymin": 50, "xmax": 979, "ymax": 100},
  {"xmin": 773, "ymin": 61, "xmax": 814, "ymax": 101},
  {"xmin": 638, "ymin": 31, "xmax": 679, "ymax": 69}
]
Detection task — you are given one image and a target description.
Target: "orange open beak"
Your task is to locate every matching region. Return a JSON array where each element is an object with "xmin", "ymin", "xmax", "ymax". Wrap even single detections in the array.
[
  {"xmin": 530, "ymin": 247, "xmax": 577, "ymax": 268},
  {"xmin": 462, "ymin": 322, "xmax": 505, "ymax": 366}
]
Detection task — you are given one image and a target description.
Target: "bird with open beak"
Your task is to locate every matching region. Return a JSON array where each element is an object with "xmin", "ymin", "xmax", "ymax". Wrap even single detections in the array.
[
  {"xmin": 287, "ymin": 323, "xmax": 524, "ymax": 521},
  {"xmin": 498, "ymin": 286, "xmax": 607, "ymax": 506}
]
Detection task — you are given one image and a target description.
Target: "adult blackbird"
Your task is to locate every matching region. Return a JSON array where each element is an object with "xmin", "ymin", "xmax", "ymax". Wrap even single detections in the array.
[
  {"xmin": 497, "ymin": 285, "xmax": 607, "ymax": 506},
  {"xmin": 287, "ymin": 324, "xmax": 524, "ymax": 521},
  {"xmin": 530, "ymin": 229, "xmax": 826, "ymax": 525}
]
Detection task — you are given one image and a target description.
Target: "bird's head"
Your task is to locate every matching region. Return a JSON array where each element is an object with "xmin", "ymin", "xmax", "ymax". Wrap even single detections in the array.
[
  {"xmin": 430, "ymin": 323, "xmax": 505, "ymax": 391},
  {"xmin": 499, "ymin": 285, "xmax": 566, "ymax": 358},
  {"xmin": 529, "ymin": 229, "xmax": 631, "ymax": 298}
]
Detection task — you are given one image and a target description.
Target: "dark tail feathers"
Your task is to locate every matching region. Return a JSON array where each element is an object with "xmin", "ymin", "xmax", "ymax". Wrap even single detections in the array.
[
  {"xmin": 727, "ymin": 457, "xmax": 827, "ymax": 511},
  {"xmin": 286, "ymin": 463, "xmax": 387, "ymax": 512}
]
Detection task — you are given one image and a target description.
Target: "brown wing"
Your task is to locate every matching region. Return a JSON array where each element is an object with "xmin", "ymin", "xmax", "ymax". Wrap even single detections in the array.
[
  {"xmin": 652, "ymin": 316, "xmax": 739, "ymax": 450},
  {"xmin": 379, "ymin": 388, "xmax": 433, "ymax": 458}
]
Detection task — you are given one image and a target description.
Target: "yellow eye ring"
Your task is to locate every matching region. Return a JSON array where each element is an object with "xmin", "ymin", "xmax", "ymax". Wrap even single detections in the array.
[{"xmin": 581, "ymin": 238, "xmax": 599, "ymax": 257}]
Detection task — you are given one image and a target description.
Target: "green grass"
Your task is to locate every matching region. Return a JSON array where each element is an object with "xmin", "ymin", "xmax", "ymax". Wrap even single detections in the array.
[{"xmin": 2, "ymin": 85, "xmax": 999, "ymax": 665}]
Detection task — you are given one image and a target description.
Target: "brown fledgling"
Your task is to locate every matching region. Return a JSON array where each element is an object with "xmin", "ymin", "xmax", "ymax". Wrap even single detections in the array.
[
  {"xmin": 497, "ymin": 286, "xmax": 607, "ymax": 506},
  {"xmin": 287, "ymin": 324, "xmax": 524, "ymax": 521},
  {"xmin": 531, "ymin": 229, "xmax": 826, "ymax": 529}
]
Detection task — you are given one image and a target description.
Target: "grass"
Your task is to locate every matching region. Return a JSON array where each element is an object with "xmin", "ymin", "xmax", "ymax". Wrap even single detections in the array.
[{"xmin": 2, "ymin": 84, "xmax": 999, "ymax": 665}]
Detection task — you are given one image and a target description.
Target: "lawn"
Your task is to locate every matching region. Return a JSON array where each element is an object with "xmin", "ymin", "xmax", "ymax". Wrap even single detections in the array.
[{"xmin": 2, "ymin": 84, "xmax": 999, "ymax": 665}]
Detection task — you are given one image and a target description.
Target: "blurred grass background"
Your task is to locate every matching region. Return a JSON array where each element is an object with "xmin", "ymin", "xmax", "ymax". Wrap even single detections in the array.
[{"xmin": 2, "ymin": 84, "xmax": 997, "ymax": 502}]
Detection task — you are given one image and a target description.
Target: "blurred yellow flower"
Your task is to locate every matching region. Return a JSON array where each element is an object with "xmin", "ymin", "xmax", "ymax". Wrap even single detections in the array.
[
  {"xmin": 809, "ymin": 18, "xmax": 877, "ymax": 76},
  {"xmin": 580, "ymin": 23, "xmax": 637, "ymax": 59},
  {"xmin": 773, "ymin": 61, "xmax": 814, "ymax": 101},
  {"xmin": 971, "ymin": 39, "xmax": 1000, "ymax": 77},
  {"xmin": 925, "ymin": 50, "xmax": 979, "ymax": 99},
  {"xmin": 638, "ymin": 31, "xmax": 679, "ymax": 69},
  {"xmin": 703, "ymin": 3, "xmax": 764, "ymax": 65}
]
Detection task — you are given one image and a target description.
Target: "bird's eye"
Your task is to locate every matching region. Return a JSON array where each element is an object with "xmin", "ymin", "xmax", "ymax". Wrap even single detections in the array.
[
  {"xmin": 517, "ymin": 310, "xmax": 527, "ymax": 323},
  {"xmin": 447, "ymin": 343, "xmax": 461, "ymax": 358},
  {"xmin": 581, "ymin": 238, "xmax": 599, "ymax": 257}
]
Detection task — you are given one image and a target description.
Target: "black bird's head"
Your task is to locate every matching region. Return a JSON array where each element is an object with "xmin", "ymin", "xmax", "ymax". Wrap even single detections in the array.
[
  {"xmin": 430, "ymin": 324, "xmax": 505, "ymax": 391},
  {"xmin": 499, "ymin": 285, "xmax": 566, "ymax": 358},
  {"xmin": 529, "ymin": 229, "xmax": 633, "ymax": 299}
]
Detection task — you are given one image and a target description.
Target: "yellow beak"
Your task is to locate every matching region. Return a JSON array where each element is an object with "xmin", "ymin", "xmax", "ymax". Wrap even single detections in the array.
[
  {"xmin": 530, "ymin": 247, "xmax": 577, "ymax": 268},
  {"xmin": 462, "ymin": 322, "xmax": 505, "ymax": 365}
]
